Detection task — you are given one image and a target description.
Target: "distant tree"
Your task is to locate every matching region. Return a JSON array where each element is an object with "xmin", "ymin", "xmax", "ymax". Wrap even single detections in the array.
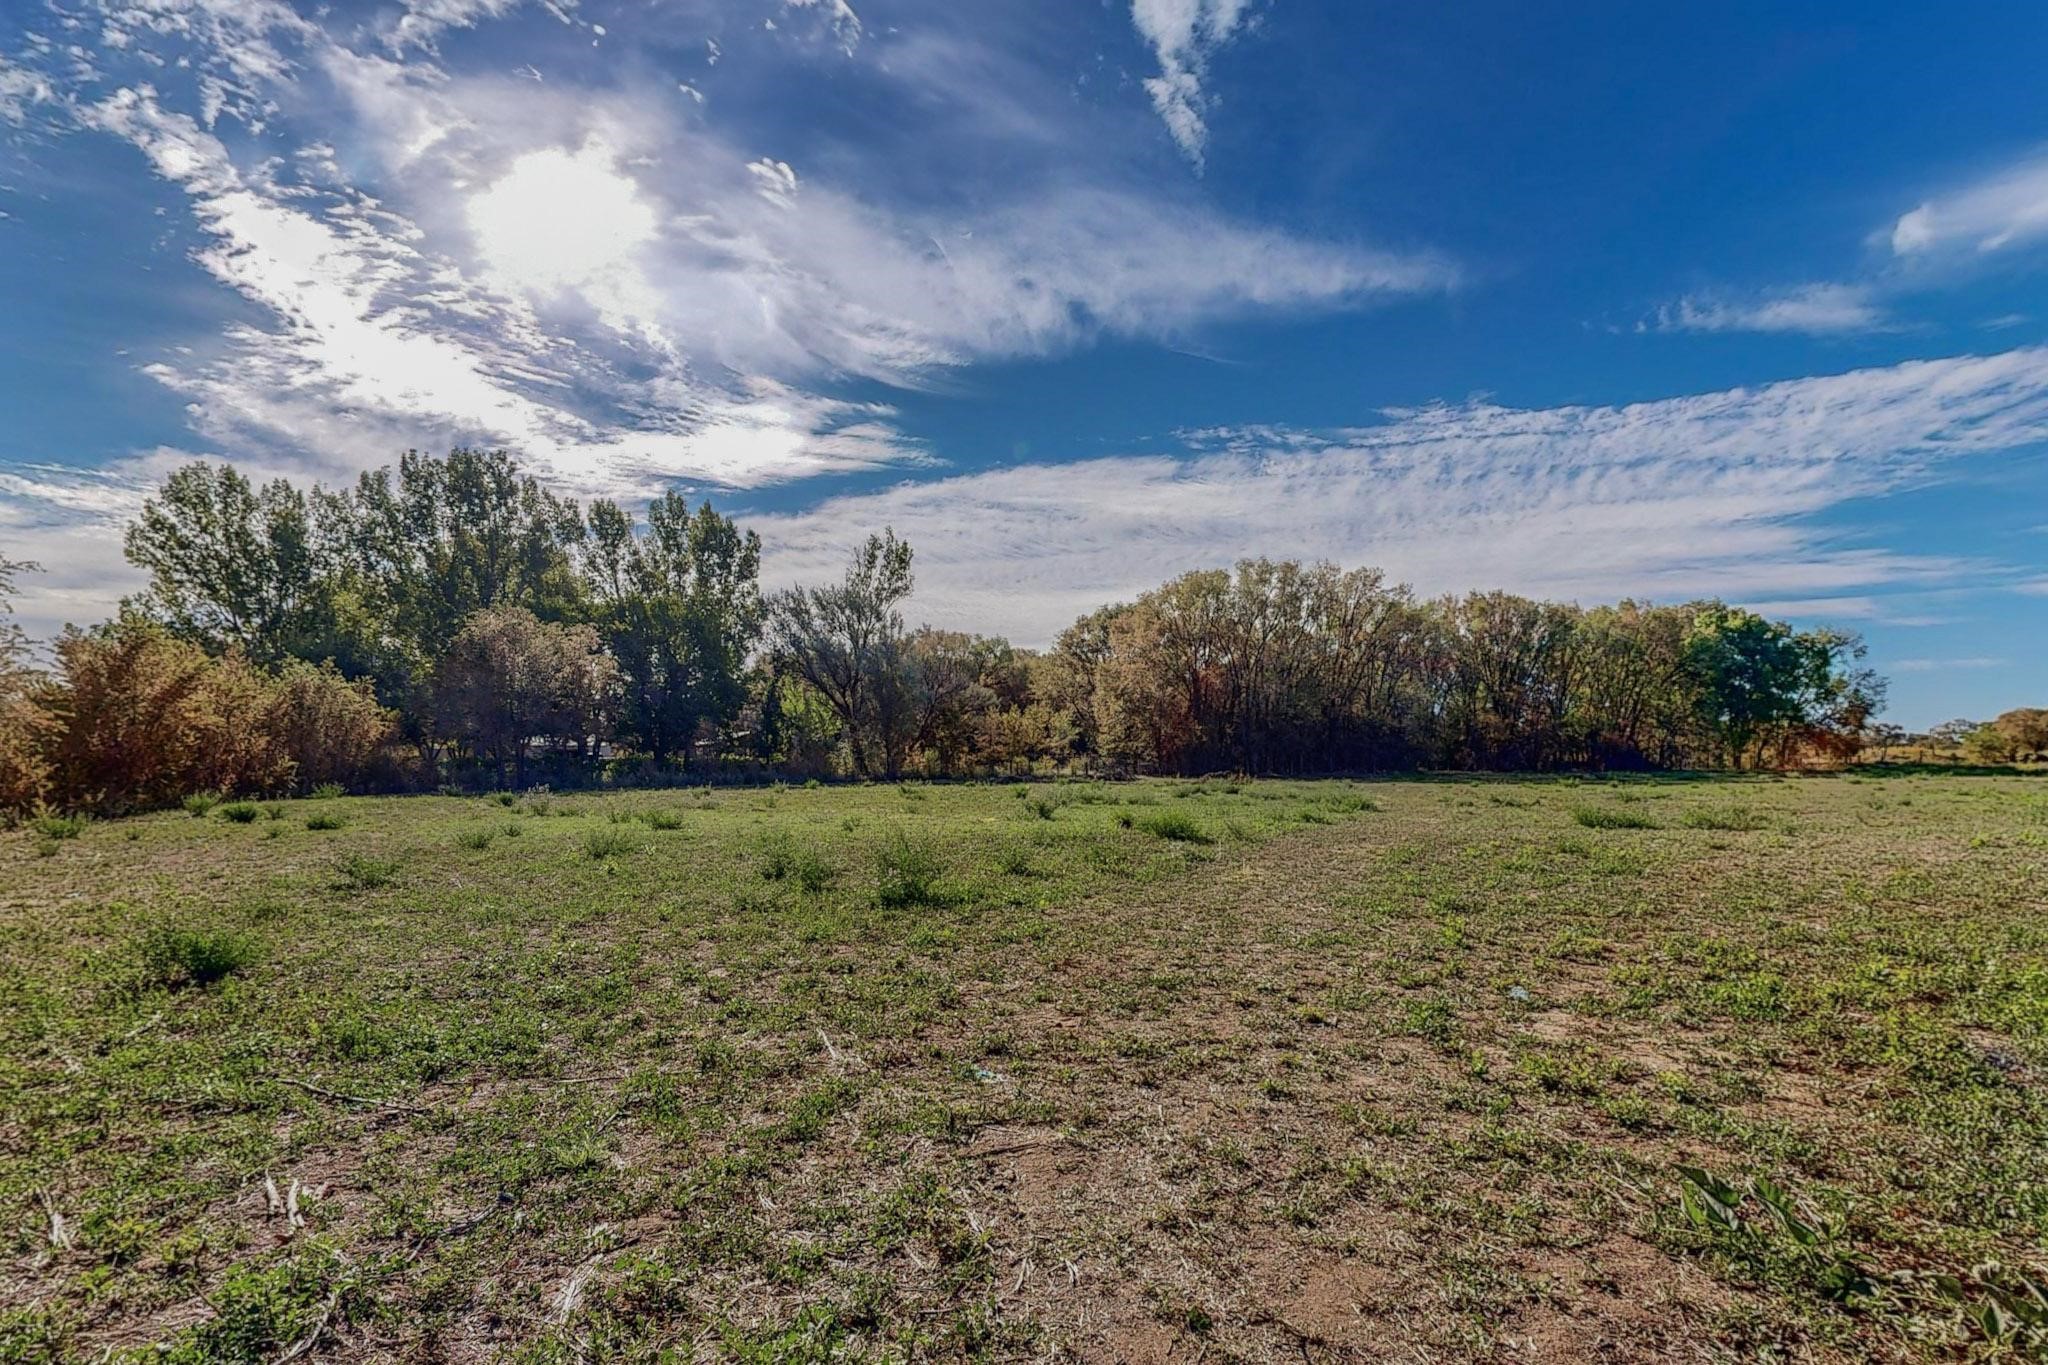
[
  {"xmin": 433, "ymin": 607, "xmax": 617, "ymax": 784},
  {"xmin": 765, "ymin": 531, "xmax": 917, "ymax": 779},
  {"xmin": 1862, "ymin": 722, "xmax": 1907, "ymax": 763},
  {"xmin": 1928, "ymin": 718, "xmax": 1978, "ymax": 759},
  {"xmin": 1989, "ymin": 706, "xmax": 2048, "ymax": 760},
  {"xmin": 586, "ymin": 494, "xmax": 762, "ymax": 763},
  {"xmin": 124, "ymin": 462, "xmax": 326, "ymax": 665},
  {"xmin": 1963, "ymin": 723, "xmax": 2017, "ymax": 765},
  {"xmin": 317, "ymin": 449, "xmax": 587, "ymax": 727}
]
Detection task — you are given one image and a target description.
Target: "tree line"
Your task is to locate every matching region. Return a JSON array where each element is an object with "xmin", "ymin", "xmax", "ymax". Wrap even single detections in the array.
[{"xmin": 0, "ymin": 448, "xmax": 1905, "ymax": 814}]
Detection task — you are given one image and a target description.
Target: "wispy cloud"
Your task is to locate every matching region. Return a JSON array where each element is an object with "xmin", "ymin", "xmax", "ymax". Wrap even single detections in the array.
[
  {"xmin": 1129, "ymin": 0, "xmax": 1254, "ymax": 168},
  {"xmin": 1, "ymin": 0, "xmax": 1444, "ymax": 501},
  {"xmin": 752, "ymin": 345, "xmax": 2048, "ymax": 644},
  {"xmin": 1891, "ymin": 657, "xmax": 2007, "ymax": 673},
  {"xmin": 1649, "ymin": 283, "xmax": 1890, "ymax": 336},
  {"xmin": 1890, "ymin": 150, "xmax": 2048, "ymax": 258}
]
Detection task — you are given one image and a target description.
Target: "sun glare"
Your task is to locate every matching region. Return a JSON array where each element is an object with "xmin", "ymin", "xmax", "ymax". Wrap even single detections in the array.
[{"xmin": 467, "ymin": 141, "xmax": 660, "ymax": 308}]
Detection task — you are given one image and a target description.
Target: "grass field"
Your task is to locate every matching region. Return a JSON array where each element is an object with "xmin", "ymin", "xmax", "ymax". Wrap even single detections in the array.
[{"xmin": 3, "ymin": 773, "xmax": 2046, "ymax": 1362}]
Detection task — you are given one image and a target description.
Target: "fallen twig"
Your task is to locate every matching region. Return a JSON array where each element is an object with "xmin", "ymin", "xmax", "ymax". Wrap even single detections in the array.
[{"xmin": 274, "ymin": 1077, "xmax": 428, "ymax": 1114}]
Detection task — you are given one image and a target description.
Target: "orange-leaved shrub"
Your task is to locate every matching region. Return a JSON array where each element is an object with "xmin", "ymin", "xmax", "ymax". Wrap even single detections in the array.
[{"xmin": 2, "ymin": 622, "xmax": 398, "ymax": 816}]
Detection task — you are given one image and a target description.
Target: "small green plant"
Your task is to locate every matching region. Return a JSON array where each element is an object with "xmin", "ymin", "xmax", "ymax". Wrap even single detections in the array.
[
  {"xmin": 1674, "ymin": 1166, "xmax": 1873, "ymax": 1303},
  {"xmin": 494, "ymin": 791, "xmax": 518, "ymax": 807},
  {"xmin": 1571, "ymin": 805, "xmax": 1659, "ymax": 830},
  {"xmin": 141, "ymin": 924, "xmax": 259, "ymax": 988},
  {"xmin": 1682, "ymin": 805, "xmax": 1770, "ymax": 831},
  {"xmin": 32, "ymin": 812, "xmax": 88, "ymax": 840},
  {"xmin": 874, "ymin": 830, "xmax": 944, "ymax": 908},
  {"xmin": 1027, "ymin": 796, "xmax": 1058, "ymax": 821},
  {"xmin": 309, "ymin": 783, "xmax": 346, "ymax": 800},
  {"xmin": 305, "ymin": 811, "xmax": 346, "ymax": 831},
  {"xmin": 759, "ymin": 833, "xmax": 796, "ymax": 880},
  {"xmin": 793, "ymin": 849, "xmax": 836, "ymax": 894},
  {"xmin": 335, "ymin": 853, "xmax": 398, "ymax": 889},
  {"xmin": 643, "ymin": 809, "xmax": 684, "ymax": 831},
  {"xmin": 218, "ymin": 801, "xmax": 262, "ymax": 824},
  {"xmin": 1141, "ymin": 810, "xmax": 1211, "ymax": 843},
  {"xmin": 182, "ymin": 792, "xmax": 221, "ymax": 817},
  {"xmin": 584, "ymin": 827, "xmax": 641, "ymax": 860},
  {"xmin": 456, "ymin": 829, "xmax": 496, "ymax": 850},
  {"xmin": 263, "ymin": 802, "xmax": 286, "ymax": 820},
  {"xmin": 997, "ymin": 845, "xmax": 1035, "ymax": 876}
]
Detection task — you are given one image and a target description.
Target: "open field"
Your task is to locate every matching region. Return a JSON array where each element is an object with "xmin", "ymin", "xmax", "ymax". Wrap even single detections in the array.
[{"xmin": 3, "ymin": 773, "xmax": 2046, "ymax": 1362}]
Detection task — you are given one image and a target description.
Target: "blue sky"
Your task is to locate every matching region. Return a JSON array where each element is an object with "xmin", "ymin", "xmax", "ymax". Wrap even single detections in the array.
[{"xmin": 1, "ymin": 0, "xmax": 2045, "ymax": 728}]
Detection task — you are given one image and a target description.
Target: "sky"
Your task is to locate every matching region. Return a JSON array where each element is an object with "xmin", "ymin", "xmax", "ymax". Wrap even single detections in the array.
[{"xmin": 1, "ymin": 1, "xmax": 2045, "ymax": 729}]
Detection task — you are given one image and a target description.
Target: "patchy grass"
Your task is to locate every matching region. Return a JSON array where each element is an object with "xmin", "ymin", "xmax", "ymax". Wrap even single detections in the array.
[{"xmin": 2, "ymin": 773, "xmax": 2044, "ymax": 1360}]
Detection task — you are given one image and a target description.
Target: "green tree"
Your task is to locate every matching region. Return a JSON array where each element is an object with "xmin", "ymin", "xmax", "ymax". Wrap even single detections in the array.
[
  {"xmin": 586, "ymin": 494, "xmax": 762, "ymax": 763},
  {"xmin": 432, "ymin": 606, "xmax": 617, "ymax": 784},
  {"xmin": 765, "ymin": 530, "xmax": 917, "ymax": 779},
  {"xmin": 123, "ymin": 462, "xmax": 326, "ymax": 665},
  {"xmin": 1680, "ymin": 607, "xmax": 1831, "ymax": 767}
]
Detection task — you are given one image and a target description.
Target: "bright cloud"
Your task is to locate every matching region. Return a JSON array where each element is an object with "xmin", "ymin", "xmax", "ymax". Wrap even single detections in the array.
[{"xmin": 1130, "ymin": 0, "xmax": 1255, "ymax": 167}]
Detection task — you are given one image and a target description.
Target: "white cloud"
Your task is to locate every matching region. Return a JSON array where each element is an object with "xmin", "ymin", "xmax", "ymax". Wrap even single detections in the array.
[
  {"xmin": 1651, "ymin": 283, "xmax": 1888, "ymax": 336},
  {"xmin": 1891, "ymin": 151, "xmax": 2048, "ymax": 257},
  {"xmin": 751, "ymin": 345, "xmax": 2048, "ymax": 644},
  {"xmin": 1891, "ymin": 657, "xmax": 2007, "ymax": 673},
  {"xmin": 1130, "ymin": 0, "xmax": 1254, "ymax": 167}
]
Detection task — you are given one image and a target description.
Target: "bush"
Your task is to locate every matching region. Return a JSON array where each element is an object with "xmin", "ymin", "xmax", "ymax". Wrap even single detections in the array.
[
  {"xmin": 584, "ymin": 827, "xmax": 640, "ymax": 860},
  {"xmin": 1571, "ymin": 806, "xmax": 1659, "ymax": 830},
  {"xmin": 1140, "ymin": 810, "xmax": 1211, "ymax": 843},
  {"xmin": 1682, "ymin": 805, "xmax": 1769, "ymax": 832},
  {"xmin": 643, "ymin": 809, "xmax": 684, "ymax": 831},
  {"xmin": 874, "ymin": 831, "xmax": 944, "ymax": 908},
  {"xmin": 310, "ymin": 782, "xmax": 346, "ymax": 800},
  {"xmin": 40, "ymin": 624, "xmax": 289, "ymax": 813},
  {"xmin": 997, "ymin": 845, "xmax": 1035, "ymax": 876},
  {"xmin": 261, "ymin": 661, "xmax": 394, "ymax": 795},
  {"xmin": 218, "ymin": 801, "xmax": 261, "ymax": 824},
  {"xmin": 304, "ymin": 810, "xmax": 346, "ymax": 831},
  {"xmin": 183, "ymin": 792, "xmax": 221, "ymax": 817},
  {"xmin": 456, "ymin": 829, "xmax": 496, "ymax": 850},
  {"xmin": 32, "ymin": 811, "xmax": 87, "ymax": 840},
  {"xmin": 793, "ymin": 849, "xmax": 836, "ymax": 894},
  {"xmin": 141, "ymin": 924, "xmax": 259, "ymax": 987},
  {"xmin": 334, "ymin": 853, "xmax": 398, "ymax": 889}
]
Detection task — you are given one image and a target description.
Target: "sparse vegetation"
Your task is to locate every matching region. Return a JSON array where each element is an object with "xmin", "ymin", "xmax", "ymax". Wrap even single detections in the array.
[{"xmin": 4, "ymin": 773, "xmax": 2044, "ymax": 1361}]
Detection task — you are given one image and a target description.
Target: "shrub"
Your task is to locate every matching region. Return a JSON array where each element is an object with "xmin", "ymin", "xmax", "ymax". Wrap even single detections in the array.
[
  {"xmin": 643, "ymin": 809, "xmax": 684, "ymax": 831},
  {"xmin": 0, "ymin": 692, "xmax": 55, "ymax": 817},
  {"xmin": 40, "ymin": 624, "xmax": 289, "ymax": 813},
  {"xmin": 759, "ymin": 834, "xmax": 796, "ymax": 880},
  {"xmin": 261, "ymin": 661, "xmax": 394, "ymax": 795},
  {"xmin": 456, "ymin": 829, "xmax": 496, "ymax": 850},
  {"xmin": 184, "ymin": 792, "xmax": 221, "ymax": 817},
  {"xmin": 875, "ymin": 831, "xmax": 944, "ymax": 908},
  {"xmin": 584, "ymin": 827, "xmax": 640, "ymax": 860},
  {"xmin": 32, "ymin": 811, "xmax": 87, "ymax": 840},
  {"xmin": 310, "ymin": 782, "xmax": 346, "ymax": 800},
  {"xmin": 1141, "ymin": 810, "xmax": 1211, "ymax": 843},
  {"xmin": 794, "ymin": 850, "xmax": 836, "ymax": 894},
  {"xmin": 494, "ymin": 792, "xmax": 518, "ymax": 807},
  {"xmin": 304, "ymin": 810, "xmax": 346, "ymax": 831},
  {"xmin": 997, "ymin": 845, "xmax": 1035, "ymax": 877},
  {"xmin": 335, "ymin": 853, "xmax": 398, "ymax": 889},
  {"xmin": 1571, "ymin": 805, "xmax": 1659, "ymax": 830},
  {"xmin": 1027, "ymin": 796, "xmax": 1058, "ymax": 821},
  {"xmin": 218, "ymin": 801, "xmax": 261, "ymax": 824},
  {"xmin": 141, "ymin": 924, "xmax": 259, "ymax": 987},
  {"xmin": 1682, "ymin": 805, "xmax": 1769, "ymax": 832}
]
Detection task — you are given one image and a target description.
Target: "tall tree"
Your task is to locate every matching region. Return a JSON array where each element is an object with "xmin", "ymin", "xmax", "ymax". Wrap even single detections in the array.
[
  {"xmin": 586, "ymin": 494, "xmax": 763, "ymax": 763},
  {"xmin": 123, "ymin": 462, "xmax": 325, "ymax": 665},
  {"xmin": 765, "ymin": 530, "xmax": 917, "ymax": 779}
]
